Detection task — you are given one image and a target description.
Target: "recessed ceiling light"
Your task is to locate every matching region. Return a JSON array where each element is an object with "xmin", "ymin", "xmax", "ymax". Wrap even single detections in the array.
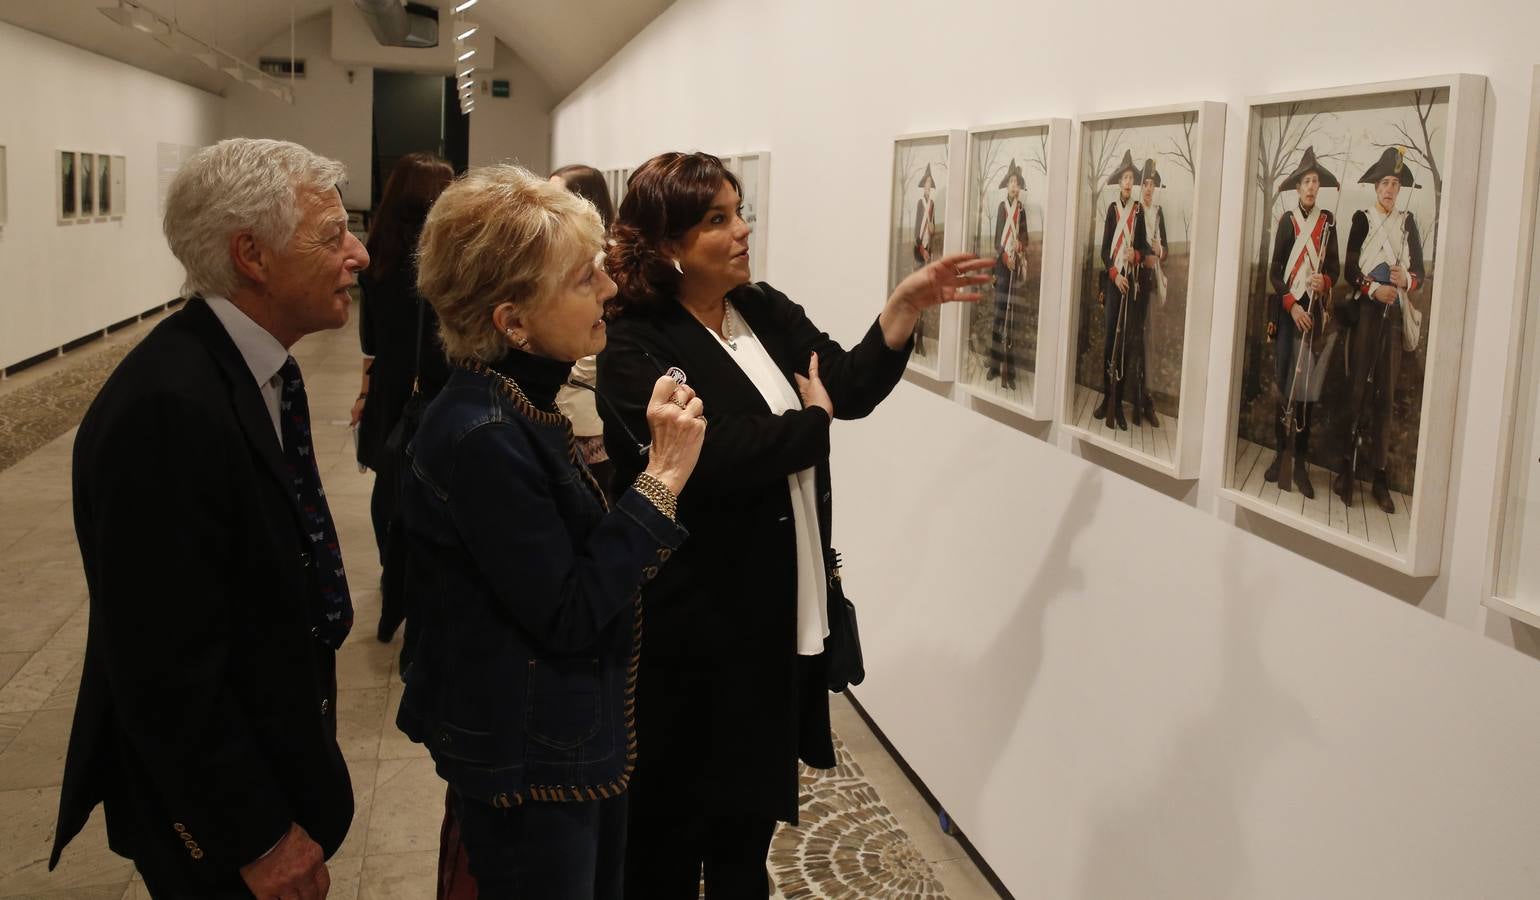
[
  {"xmin": 457, "ymin": 26, "xmax": 479, "ymax": 41},
  {"xmin": 457, "ymin": 49, "xmax": 476, "ymax": 62},
  {"xmin": 453, "ymin": 0, "xmax": 478, "ymax": 12}
]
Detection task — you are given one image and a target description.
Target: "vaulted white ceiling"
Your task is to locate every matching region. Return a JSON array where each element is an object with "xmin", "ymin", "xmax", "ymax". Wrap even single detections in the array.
[{"xmin": 0, "ymin": 0, "xmax": 672, "ymax": 102}]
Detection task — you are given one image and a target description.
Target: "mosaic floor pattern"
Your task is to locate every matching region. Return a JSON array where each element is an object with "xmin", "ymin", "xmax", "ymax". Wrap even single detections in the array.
[{"xmin": 0, "ymin": 340, "xmax": 139, "ymax": 473}]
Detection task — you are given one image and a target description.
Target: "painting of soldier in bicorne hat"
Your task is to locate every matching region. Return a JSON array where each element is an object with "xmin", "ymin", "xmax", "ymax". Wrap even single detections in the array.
[
  {"xmin": 958, "ymin": 123, "xmax": 1058, "ymax": 411},
  {"xmin": 887, "ymin": 133, "xmax": 956, "ymax": 375},
  {"xmin": 1063, "ymin": 108, "xmax": 1210, "ymax": 469},
  {"xmin": 1222, "ymin": 79, "xmax": 1483, "ymax": 576}
]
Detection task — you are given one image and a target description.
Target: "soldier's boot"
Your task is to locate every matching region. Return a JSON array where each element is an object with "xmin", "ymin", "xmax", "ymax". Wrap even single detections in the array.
[
  {"xmin": 1265, "ymin": 403, "xmax": 1287, "ymax": 483},
  {"xmin": 1373, "ymin": 469, "xmax": 1395, "ymax": 514},
  {"xmin": 1334, "ymin": 460, "xmax": 1354, "ymax": 507}
]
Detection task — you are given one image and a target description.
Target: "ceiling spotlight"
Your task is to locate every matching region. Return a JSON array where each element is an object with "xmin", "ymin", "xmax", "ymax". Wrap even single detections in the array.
[
  {"xmin": 457, "ymin": 26, "xmax": 479, "ymax": 41},
  {"xmin": 458, "ymin": 79, "xmax": 474, "ymax": 91},
  {"xmin": 456, "ymin": 49, "xmax": 476, "ymax": 62},
  {"xmin": 98, "ymin": 2, "xmax": 171, "ymax": 36},
  {"xmin": 457, "ymin": 66, "xmax": 476, "ymax": 78},
  {"xmin": 453, "ymin": 0, "xmax": 478, "ymax": 12}
]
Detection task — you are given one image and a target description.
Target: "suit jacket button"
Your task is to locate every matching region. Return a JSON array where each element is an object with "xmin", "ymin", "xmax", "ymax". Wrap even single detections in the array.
[
  {"xmin": 190, "ymin": 848, "xmax": 204, "ymax": 860},
  {"xmin": 320, "ymin": 698, "xmax": 330, "ymax": 716},
  {"xmin": 657, "ymin": 548, "xmax": 672, "ymax": 561},
  {"xmin": 173, "ymin": 822, "xmax": 186, "ymax": 834},
  {"xmin": 643, "ymin": 565, "xmax": 658, "ymax": 580}
]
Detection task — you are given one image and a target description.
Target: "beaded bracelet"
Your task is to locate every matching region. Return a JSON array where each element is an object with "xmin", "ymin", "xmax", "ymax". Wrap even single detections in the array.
[{"xmin": 633, "ymin": 472, "xmax": 679, "ymax": 521}]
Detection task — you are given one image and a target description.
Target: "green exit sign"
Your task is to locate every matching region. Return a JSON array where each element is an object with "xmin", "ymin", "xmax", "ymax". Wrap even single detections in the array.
[{"xmin": 491, "ymin": 80, "xmax": 510, "ymax": 98}]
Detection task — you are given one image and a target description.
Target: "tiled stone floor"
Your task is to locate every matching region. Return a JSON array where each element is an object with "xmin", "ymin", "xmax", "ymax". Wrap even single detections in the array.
[{"xmin": 0, "ymin": 306, "xmax": 1000, "ymax": 899}]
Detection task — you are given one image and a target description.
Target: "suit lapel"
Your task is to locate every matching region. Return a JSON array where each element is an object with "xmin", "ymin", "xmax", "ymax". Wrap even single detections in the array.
[
  {"xmin": 182, "ymin": 299, "xmax": 306, "ymax": 529},
  {"xmin": 651, "ymin": 298, "xmax": 772, "ymax": 414}
]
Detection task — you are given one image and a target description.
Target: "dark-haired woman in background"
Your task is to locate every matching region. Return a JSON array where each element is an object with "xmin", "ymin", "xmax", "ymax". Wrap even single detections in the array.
[
  {"xmin": 351, "ymin": 152, "xmax": 455, "ymax": 642},
  {"xmin": 597, "ymin": 151, "xmax": 989, "ymax": 897},
  {"xmin": 551, "ymin": 164, "xmax": 619, "ymax": 496}
]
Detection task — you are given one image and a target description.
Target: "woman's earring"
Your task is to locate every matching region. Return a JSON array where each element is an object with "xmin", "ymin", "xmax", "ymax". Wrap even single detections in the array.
[
  {"xmin": 671, "ymin": 258, "xmax": 683, "ymax": 274},
  {"xmin": 505, "ymin": 327, "xmax": 529, "ymax": 349}
]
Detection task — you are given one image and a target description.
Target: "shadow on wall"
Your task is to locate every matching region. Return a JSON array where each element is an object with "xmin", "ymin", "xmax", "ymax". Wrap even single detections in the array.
[
  {"xmin": 1074, "ymin": 536, "xmax": 1316, "ymax": 899},
  {"xmin": 1230, "ymin": 507, "xmax": 1441, "ymax": 613},
  {"xmin": 1073, "ymin": 439, "xmax": 1200, "ymax": 507},
  {"xmin": 949, "ymin": 470, "xmax": 1100, "ymax": 793}
]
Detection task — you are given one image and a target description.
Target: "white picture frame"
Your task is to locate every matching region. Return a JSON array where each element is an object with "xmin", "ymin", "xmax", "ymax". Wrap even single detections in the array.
[
  {"xmin": 58, "ymin": 150, "xmax": 79, "ymax": 224},
  {"xmin": 888, "ymin": 129, "xmax": 966, "ymax": 382},
  {"xmin": 1218, "ymin": 74, "xmax": 1486, "ymax": 577},
  {"xmin": 111, "ymin": 154, "xmax": 126, "ymax": 218},
  {"xmin": 723, "ymin": 151, "xmax": 771, "ymax": 284},
  {"xmin": 1485, "ymin": 66, "xmax": 1540, "ymax": 623},
  {"xmin": 1059, "ymin": 101, "xmax": 1226, "ymax": 479},
  {"xmin": 956, "ymin": 118, "xmax": 1071, "ymax": 420}
]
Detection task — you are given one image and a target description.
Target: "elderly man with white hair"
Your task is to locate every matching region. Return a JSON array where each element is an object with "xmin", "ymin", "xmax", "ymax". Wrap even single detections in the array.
[{"xmin": 50, "ymin": 138, "xmax": 369, "ymax": 899}]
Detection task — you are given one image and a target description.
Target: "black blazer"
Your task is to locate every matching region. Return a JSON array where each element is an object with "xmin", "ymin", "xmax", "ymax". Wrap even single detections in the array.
[
  {"xmin": 596, "ymin": 283, "xmax": 910, "ymax": 822},
  {"xmin": 357, "ymin": 264, "xmax": 449, "ymax": 469},
  {"xmin": 52, "ymin": 299, "xmax": 353, "ymax": 890}
]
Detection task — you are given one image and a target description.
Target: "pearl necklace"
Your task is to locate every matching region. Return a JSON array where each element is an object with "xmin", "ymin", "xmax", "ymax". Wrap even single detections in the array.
[{"xmin": 722, "ymin": 302, "xmax": 738, "ymax": 351}]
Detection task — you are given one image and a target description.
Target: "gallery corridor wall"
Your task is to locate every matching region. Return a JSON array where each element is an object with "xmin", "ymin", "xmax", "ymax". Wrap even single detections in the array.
[
  {"xmin": 0, "ymin": 20, "xmax": 222, "ymax": 370},
  {"xmin": 551, "ymin": 0, "xmax": 1540, "ymax": 896}
]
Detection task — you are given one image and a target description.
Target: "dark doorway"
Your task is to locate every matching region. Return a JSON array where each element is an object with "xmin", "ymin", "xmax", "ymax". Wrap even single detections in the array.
[{"xmin": 371, "ymin": 70, "xmax": 469, "ymax": 206}]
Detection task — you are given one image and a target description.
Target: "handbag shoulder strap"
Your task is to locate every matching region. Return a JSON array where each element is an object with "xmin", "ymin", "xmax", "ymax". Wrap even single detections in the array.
[{"xmin": 409, "ymin": 292, "xmax": 426, "ymax": 394}]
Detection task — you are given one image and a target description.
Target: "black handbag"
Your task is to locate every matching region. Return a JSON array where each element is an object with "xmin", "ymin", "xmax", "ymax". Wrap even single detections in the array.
[
  {"xmin": 823, "ymin": 548, "xmax": 865, "ymax": 693},
  {"xmin": 384, "ymin": 297, "xmax": 428, "ymax": 456}
]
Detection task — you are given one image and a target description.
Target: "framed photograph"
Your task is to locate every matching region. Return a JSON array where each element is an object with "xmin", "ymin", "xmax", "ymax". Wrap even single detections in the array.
[
  {"xmin": 97, "ymin": 154, "xmax": 112, "ymax": 217},
  {"xmin": 956, "ymin": 119, "xmax": 1071, "ymax": 419},
  {"xmin": 888, "ymin": 129, "xmax": 965, "ymax": 380},
  {"xmin": 80, "ymin": 152, "xmax": 95, "ymax": 217},
  {"xmin": 1486, "ymin": 66, "xmax": 1540, "ymax": 623},
  {"xmin": 1220, "ymin": 74, "xmax": 1486, "ymax": 577},
  {"xmin": 59, "ymin": 150, "xmax": 78, "ymax": 222},
  {"xmin": 111, "ymin": 154, "xmax": 126, "ymax": 217},
  {"xmin": 724, "ymin": 152, "xmax": 771, "ymax": 283},
  {"xmin": 1060, "ymin": 102, "xmax": 1226, "ymax": 477}
]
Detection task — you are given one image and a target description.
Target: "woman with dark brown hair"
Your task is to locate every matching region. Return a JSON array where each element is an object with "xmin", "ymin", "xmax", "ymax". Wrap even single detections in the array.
[
  {"xmin": 350, "ymin": 151, "xmax": 455, "ymax": 642},
  {"xmin": 596, "ymin": 151, "xmax": 989, "ymax": 897}
]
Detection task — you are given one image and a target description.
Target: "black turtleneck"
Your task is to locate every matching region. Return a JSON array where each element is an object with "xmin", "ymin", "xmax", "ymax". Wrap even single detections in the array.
[{"xmin": 488, "ymin": 348, "xmax": 575, "ymax": 413}]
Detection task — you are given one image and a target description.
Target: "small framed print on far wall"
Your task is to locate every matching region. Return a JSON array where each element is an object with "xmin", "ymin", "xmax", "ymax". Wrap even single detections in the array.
[{"xmin": 59, "ymin": 150, "xmax": 78, "ymax": 223}]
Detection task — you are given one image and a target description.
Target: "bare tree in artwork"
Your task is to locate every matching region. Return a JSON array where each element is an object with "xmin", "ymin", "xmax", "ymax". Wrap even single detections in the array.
[
  {"xmin": 1080, "ymin": 123, "xmax": 1127, "ymax": 250},
  {"xmin": 1163, "ymin": 112, "xmax": 1199, "ymax": 239},
  {"xmin": 969, "ymin": 137, "xmax": 1007, "ymax": 257},
  {"xmin": 1372, "ymin": 89, "xmax": 1445, "ymax": 255}
]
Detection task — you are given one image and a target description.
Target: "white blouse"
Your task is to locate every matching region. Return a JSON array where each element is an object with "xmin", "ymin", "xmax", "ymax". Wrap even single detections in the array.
[{"xmin": 702, "ymin": 301, "xmax": 829, "ymax": 655}]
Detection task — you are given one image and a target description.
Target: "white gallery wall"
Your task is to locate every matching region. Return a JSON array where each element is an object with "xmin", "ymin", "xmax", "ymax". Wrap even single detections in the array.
[
  {"xmin": 467, "ymin": 39, "xmax": 555, "ymax": 175},
  {"xmin": 552, "ymin": 0, "xmax": 1540, "ymax": 897},
  {"xmin": 223, "ymin": 14, "xmax": 373, "ymax": 211},
  {"xmin": 0, "ymin": 20, "xmax": 222, "ymax": 370}
]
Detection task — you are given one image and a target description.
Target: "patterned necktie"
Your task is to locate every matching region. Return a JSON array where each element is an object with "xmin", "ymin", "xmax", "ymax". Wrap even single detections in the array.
[{"xmin": 279, "ymin": 356, "xmax": 353, "ymax": 648}]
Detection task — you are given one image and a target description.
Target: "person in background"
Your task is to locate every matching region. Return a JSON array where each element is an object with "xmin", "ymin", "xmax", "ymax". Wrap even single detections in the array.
[
  {"xmin": 397, "ymin": 164, "xmax": 706, "ymax": 898},
  {"xmin": 52, "ymin": 138, "xmax": 367, "ymax": 898},
  {"xmin": 551, "ymin": 163, "xmax": 619, "ymax": 496},
  {"xmin": 351, "ymin": 152, "xmax": 455, "ymax": 643},
  {"xmin": 598, "ymin": 151, "xmax": 989, "ymax": 898}
]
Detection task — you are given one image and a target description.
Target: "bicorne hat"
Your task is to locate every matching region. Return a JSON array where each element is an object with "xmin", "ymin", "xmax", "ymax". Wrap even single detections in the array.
[
  {"xmin": 918, "ymin": 164, "xmax": 936, "ymax": 188},
  {"xmin": 1140, "ymin": 158, "xmax": 1162, "ymax": 188},
  {"xmin": 1358, "ymin": 146, "xmax": 1419, "ymax": 188},
  {"xmin": 1276, "ymin": 145, "xmax": 1341, "ymax": 193},
  {"xmin": 999, "ymin": 159, "xmax": 1025, "ymax": 189},
  {"xmin": 1106, "ymin": 150, "xmax": 1139, "ymax": 186}
]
